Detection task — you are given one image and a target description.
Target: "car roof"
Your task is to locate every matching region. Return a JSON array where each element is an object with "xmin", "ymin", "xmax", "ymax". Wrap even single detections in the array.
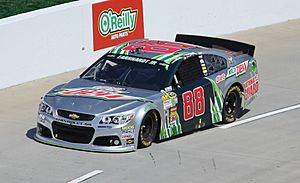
[{"xmin": 109, "ymin": 39, "xmax": 231, "ymax": 65}]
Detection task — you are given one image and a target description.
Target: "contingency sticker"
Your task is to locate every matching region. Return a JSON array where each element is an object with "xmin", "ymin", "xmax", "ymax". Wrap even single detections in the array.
[
  {"xmin": 159, "ymin": 90, "xmax": 182, "ymax": 140},
  {"xmin": 216, "ymin": 73, "xmax": 226, "ymax": 83},
  {"xmin": 121, "ymin": 125, "xmax": 135, "ymax": 139}
]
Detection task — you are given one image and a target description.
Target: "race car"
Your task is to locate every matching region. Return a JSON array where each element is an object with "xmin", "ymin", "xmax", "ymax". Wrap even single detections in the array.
[{"xmin": 34, "ymin": 34, "xmax": 259, "ymax": 152}]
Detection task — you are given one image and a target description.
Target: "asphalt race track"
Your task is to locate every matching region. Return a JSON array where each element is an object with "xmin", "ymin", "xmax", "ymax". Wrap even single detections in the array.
[{"xmin": 1, "ymin": 19, "xmax": 300, "ymax": 183}]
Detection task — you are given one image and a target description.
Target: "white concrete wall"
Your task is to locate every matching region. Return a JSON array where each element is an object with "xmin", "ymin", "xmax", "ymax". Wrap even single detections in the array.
[
  {"xmin": 1, "ymin": 0, "xmax": 300, "ymax": 89},
  {"xmin": 0, "ymin": 1, "xmax": 107, "ymax": 89},
  {"xmin": 144, "ymin": 0, "xmax": 300, "ymax": 40}
]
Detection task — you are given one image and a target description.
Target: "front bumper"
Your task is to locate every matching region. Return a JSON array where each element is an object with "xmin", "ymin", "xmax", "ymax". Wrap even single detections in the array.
[
  {"xmin": 34, "ymin": 133, "xmax": 135, "ymax": 153},
  {"xmin": 35, "ymin": 113, "xmax": 137, "ymax": 153}
]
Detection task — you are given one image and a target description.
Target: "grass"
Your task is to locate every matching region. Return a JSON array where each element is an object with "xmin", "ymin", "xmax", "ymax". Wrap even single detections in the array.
[{"xmin": 0, "ymin": 0, "xmax": 77, "ymax": 19}]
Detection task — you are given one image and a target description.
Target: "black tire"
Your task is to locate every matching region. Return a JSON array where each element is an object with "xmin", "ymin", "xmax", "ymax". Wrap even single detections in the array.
[
  {"xmin": 138, "ymin": 111, "xmax": 159, "ymax": 148},
  {"xmin": 222, "ymin": 85, "xmax": 242, "ymax": 123}
]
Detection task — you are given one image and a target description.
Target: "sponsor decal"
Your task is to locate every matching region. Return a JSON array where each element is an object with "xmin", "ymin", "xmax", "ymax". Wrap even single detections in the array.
[
  {"xmin": 126, "ymin": 138, "xmax": 134, "ymax": 145},
  {"xmin": 116, "ymin": 55, "xmax": 158, "ymax": 65},
  {"xmin": 121, "ymin": 129, "xmax": 134, "ymax": 134},
  {"xmin": 99, "ymin": 9, "xmax": 137, "ymax": 37},
  {"xmin": 54, "ymin": 118, "xmax": 92, "ymax": 127},
  {"xmin": 236, "ymin": 61, "xmax": 248, "ymax": 76},
  {"xmin": 117, "ymin": 55, "xmax": 152, "ymax": 64},
  {"xmin": 123, "ymin": 40, "xmax": 193, "ymax": 54},
  {"xmin": 121, "ymin": 125, "xmax": 135, "ymax": 139},
  {"xmin": 121, "ymin": 134, "xmax": 134, "ymax": 139},
  {"xmin": 226, "ymin": 60, "xmax": 248, "ymax": 78},
  {"xmin": 97, "ymin": 126, "xmax": 113, "ymax": 129},
  {"xmin": 121, "ymin": 125, "xmax": 134, "ymax": 130},
  {"xmin": 169, "ymin": 106, "xmax": 177, "ymax": 125},
  {"xmin": 244, "ymin": 74, "xmax": 259, "ymax": 100},
  {"xmin": 47, "ymin": 86, "xmax": 150, "ymax": 102},
  {"xmin": 216, "ymin": 73, "xmax": 226, "ymax": 83},
  {"xmin": 115, "ymin": 40, "xmax": 195, "ymax": 64},
  {"xmin": 92, "ymin": 0, "xmax": 144, "ymax": 51},
  {"xmin": 163, "ymin": 99, "xmax": 172, "ymax": 110},
  {"xmin": 161, "ymin": 91, "xmax": 177, "ymax": 101},
  {"xmin": 164, "ymin": 86, "xmax": 173, "ymax": 92},
  {"xmin": 159, "ymin": 90, "xmax": 182, "ymax": 140},
  {"xmin": 161, "ymin": 91, "xmax": 178, "ymax": 110},
  {"xmin": 226, "ymin": 67, "xmax": 236, "ymax": 78}
]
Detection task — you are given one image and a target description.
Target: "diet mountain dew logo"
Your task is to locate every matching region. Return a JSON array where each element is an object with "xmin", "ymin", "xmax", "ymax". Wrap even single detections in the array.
[
  {"xmin": 99, "ymin": 8, "xmax": 137, "ymax": 36},
  {"xmin": 47, "ymin": 86, "xmax": 150, "ymax": 102}
]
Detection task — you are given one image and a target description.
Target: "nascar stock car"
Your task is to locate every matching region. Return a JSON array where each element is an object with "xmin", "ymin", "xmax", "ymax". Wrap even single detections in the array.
[{"xmin": 35, "ymin": 34, "xmax": 259, "ymax": 152}]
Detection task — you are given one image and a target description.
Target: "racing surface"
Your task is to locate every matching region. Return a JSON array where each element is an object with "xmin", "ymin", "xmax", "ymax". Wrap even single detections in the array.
[{"xmin": 1, "ymin": 19, "xmax": 300, "ymax": 182}]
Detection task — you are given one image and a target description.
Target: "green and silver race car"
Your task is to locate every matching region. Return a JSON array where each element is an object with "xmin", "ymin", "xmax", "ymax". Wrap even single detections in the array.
[{"xmin": 35, "ymin": 35, "xmax": 259, "ymax": 152}]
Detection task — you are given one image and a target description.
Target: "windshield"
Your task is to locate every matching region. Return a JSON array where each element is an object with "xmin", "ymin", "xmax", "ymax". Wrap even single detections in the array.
[{"xmin": 81, "ymin": 55, "xmax": 169, "ymax": 91}]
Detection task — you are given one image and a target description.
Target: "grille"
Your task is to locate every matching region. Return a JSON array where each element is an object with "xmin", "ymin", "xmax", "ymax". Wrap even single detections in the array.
[
  {"xmin": 57, "ymin": 109, "xmax": 95, "ymax": 121},
  {"xmin": 52, "ymin": 122, "xmax": 95, "ymax": 144}
]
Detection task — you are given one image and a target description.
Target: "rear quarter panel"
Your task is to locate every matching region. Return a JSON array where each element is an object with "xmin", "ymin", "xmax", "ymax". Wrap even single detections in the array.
[{"xmin": 208, "ymin": 53, "xmax": 259, "ymax": 108}]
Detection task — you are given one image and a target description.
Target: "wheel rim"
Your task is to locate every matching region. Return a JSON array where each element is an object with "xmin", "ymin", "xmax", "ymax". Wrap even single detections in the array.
[
  {"xmin": 141, "ymin": 115, "xmax": 155, "ymax": 142},
  {"xmin": 225, "ymin": 92, "xmax": 237, "ymax": 115}
]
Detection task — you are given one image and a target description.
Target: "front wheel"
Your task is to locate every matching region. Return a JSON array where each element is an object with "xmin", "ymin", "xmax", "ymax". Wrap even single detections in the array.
[
  {"xmin": 138, "ymin": 111, "xmax": 159, "ymax": 148},
  {"xmin": 222, "ymin": 86, "xmax": 242, "ymax": 123}
]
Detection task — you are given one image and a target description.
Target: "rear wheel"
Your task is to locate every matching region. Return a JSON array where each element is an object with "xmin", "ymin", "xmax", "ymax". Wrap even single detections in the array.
[
  {"xmin": 138, "ymin": 111, "xmax": 158, "ymax": 148},
  {"xmin": 222, "ymin": 86, "xmax": 242, "ymax": 123}
]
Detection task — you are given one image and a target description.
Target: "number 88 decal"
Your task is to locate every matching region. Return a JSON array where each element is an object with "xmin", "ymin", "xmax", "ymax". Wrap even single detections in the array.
[{"xmin": 182, "ymin": 86, "xmax": 205, "ymax": 121}]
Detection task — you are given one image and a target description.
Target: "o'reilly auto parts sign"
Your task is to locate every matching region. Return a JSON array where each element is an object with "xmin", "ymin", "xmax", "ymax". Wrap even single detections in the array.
[
  {"xmin": 99, "ymin": 8, "xmax": 137, "ymax": 36},
  {"xmin": 92, "ymin": 0, "xmax": 144, "ymax": 51}
]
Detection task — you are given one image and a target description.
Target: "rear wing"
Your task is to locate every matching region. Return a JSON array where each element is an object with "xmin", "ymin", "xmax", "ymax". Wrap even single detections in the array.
[{"xmin": 175, "ymin": 34, "xmax": 255, "ymax": 57}]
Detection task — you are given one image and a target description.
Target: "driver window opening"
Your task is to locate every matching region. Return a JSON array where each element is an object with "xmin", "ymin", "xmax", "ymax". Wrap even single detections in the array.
[{"xmin": 171, "ymin": 56, "xmax": 204, "ymax": 89}]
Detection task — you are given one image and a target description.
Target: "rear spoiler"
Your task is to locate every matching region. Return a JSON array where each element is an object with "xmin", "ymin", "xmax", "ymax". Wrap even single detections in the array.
[{"xmin": 175, "ymin": 34, "xmax": 255, "ymax": 57}]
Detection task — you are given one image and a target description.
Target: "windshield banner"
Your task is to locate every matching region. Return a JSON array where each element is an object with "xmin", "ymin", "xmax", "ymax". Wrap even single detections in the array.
[{"xmin": 92, "ymin": 0, "xmax": 145, "ymax": 51}]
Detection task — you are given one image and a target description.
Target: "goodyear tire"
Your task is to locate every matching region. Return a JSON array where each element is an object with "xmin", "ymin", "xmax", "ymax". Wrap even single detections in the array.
[
  {"xmin": 138, "ymin": 111, "xmax": 158, "ymax": 148},
  {"xmin": 222, "ymin": 86, "xmax": 242, "ymax": 123}
]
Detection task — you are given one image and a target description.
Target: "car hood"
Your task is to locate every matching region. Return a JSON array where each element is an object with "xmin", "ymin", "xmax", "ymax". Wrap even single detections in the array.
[{"xmin": 44, "ymin": 78, "xmax": 160, "ymax": 114}]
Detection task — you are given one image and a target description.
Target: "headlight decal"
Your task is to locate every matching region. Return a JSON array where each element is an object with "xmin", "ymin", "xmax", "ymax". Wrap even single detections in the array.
[
  {"xmin": 99, "ymin": 114, "xmax": 134, "ymax": 125},
  {"xmin": 39, "ymin": 101, "xmax": 53, "ymax": 115}
]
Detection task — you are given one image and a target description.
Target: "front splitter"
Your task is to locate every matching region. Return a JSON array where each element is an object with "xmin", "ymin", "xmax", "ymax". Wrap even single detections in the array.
[{"xmin": 34, "ymin": 134, "xmax": 135, "ymax": 153}]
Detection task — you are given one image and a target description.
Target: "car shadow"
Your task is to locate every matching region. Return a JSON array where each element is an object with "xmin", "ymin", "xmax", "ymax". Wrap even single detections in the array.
[
  {"xmin": 237, "ymin": 108, "xmax": 250, "ymax": 119},
  {"xmin": 26, "ymin": 127, "xmax": 36, "ymax": 140},
  {"xmin": 27, "ymin": 110, "xmax": 251, "ymax": 149},
  {"xmin": 156, "ymin": 125, "xmax": 215, "ymax": 144}
]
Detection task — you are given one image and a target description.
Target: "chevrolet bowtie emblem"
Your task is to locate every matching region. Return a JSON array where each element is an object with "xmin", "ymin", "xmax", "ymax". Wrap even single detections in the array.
[{"xmin": 69, "ymin": 113, "xmax": 80, "ymax": 120}]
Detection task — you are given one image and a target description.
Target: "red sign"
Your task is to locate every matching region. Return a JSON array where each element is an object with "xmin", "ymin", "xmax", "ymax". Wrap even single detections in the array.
[{"xmin": 92, "ymin": 0, "xmax": 145, "ymax": 51}]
